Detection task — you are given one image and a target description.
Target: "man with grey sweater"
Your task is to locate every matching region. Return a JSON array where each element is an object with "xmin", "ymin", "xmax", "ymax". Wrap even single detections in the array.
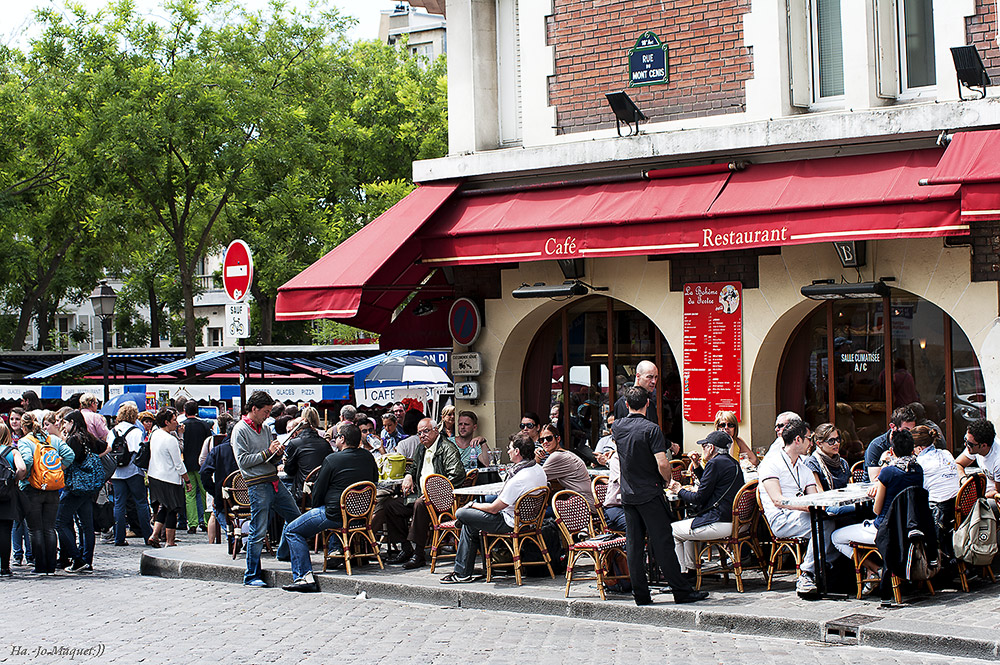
[{"xmin": 234, "ymin": 390, "xmax": 301, "ymax": 587}]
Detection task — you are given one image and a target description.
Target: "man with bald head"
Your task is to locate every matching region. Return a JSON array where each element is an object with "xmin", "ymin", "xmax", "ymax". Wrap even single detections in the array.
[
  {"xmin": 382, "ymin": 417, "xmax": 466, "ymax": 569},
  {"xmin": 613, "ymin": 361, "xmax": 679, "ymax": 456}
]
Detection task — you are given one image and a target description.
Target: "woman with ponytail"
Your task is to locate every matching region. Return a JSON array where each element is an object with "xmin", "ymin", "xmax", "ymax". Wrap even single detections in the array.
[
  {"xmin": 56, "ymin": 410, "xmax": 108, "ymax": 572},
  {"xmin": 17, "ymin": 411, "xmax": 74, "ymax": 575}
]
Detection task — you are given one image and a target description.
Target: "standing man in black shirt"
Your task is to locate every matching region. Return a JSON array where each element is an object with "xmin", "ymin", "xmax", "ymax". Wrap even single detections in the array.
[
  {"xmin": 613, "ymin": 360, "xmax": 680, "ymax": 457},
  {"xmin": 181, "ymin": 401, "xmax": 213, "ymax": 534},
  {"xmin": 612, "ymin": 385, "xmax": 708, "ymax": 605}
]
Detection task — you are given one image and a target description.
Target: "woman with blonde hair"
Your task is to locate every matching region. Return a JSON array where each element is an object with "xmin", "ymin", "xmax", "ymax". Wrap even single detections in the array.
[
  {"xmin": 17, "ymin": 411, "xmax": 75, "ymax": 574},
  {"xmin": 1, "ymin": 421, "xmax": 28, "ymax": 576},
  {"xmin": 713, "ymin": 410, "xmax": 757, "ymax": 466},
  {"xmin": 438, "ymin": 405, "xmax": 456, "ymax": 441}
]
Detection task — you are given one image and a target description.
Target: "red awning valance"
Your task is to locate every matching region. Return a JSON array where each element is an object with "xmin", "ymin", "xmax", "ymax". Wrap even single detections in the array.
[
  {"xmin": 921, "ymin": 130, "xmax": 1000, "ymax": 222},
  {"xmin": 418, "ymin": 149, "xmax": 963, "ymax": 266},
  {"xmin": 275, "ymin": 181, "xmax": 459, "ymax": 328}
]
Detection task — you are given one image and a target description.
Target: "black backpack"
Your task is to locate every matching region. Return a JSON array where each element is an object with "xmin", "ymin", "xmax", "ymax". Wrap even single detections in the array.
[
  {"xmin": 0, "ymin": 445, "xmax": 16, "ymax": 501},
  {"xmin": 110, "ymin": 425, "xmax": 140, "ymax": 467},
  {"xmin": 133, "ymin": 435, "xmax": 152, "ymax": 471}
]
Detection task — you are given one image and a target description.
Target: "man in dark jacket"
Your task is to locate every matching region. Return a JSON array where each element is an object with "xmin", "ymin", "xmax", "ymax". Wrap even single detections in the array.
[
  {"xmin": 383, "ymin": 417, "xmax": 466, "ymax": 569},
  {"xmin": 281, "ymin": 423, "xmax": 378, "ymax": 592},
  {"xmin": 667, "ymin": 430, "xmax": 744, "ymax": 575},
  {"xmin": 181, "ymin": 401, "xmax": 213, "ymax": 533}
]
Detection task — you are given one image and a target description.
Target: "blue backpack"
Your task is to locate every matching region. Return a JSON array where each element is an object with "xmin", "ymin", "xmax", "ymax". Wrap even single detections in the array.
[{"xmin": 66, "ymin": 452, "xmax": 106, "ymax": 495}]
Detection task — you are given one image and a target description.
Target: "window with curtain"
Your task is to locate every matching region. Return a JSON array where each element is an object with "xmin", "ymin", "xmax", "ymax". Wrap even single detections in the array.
[{"xmin": 813, "ymin": 0, "xmax": 845, "ymax": 99}]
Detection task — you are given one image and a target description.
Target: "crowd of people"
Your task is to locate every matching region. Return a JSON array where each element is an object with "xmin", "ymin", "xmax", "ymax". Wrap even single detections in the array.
[{"xmin": 2, "ymin": 373, "xmax": 997, "ymax": 609}]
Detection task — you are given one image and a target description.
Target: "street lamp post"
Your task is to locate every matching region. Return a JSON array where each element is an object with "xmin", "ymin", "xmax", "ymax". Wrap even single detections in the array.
[{"xmin": 90, "ymin": 281, "xmax": 117, "ymax": 403}]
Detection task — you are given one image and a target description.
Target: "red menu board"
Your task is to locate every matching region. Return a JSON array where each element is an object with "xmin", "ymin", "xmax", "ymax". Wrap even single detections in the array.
[{"xmin": 682, "ymin": 282, "xmax": 742, "ymax": 423}]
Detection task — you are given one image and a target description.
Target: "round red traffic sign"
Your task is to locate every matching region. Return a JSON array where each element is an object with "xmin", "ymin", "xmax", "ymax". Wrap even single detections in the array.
[
  {"xmin": 222, "ymin": 240, "xmax": 253, "ymax": 302},
  {"xmin": 448, "ymin": 298, "xmax": 481, "ymax": 347}
]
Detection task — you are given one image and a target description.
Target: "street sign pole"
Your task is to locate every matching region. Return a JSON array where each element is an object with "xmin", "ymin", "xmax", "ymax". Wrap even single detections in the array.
[{"xmin": 223, "ymin": 239, "xmax": 253, "ymax": 413}]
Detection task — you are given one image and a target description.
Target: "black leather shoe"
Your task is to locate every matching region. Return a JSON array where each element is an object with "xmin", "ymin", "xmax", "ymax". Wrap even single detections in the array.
[
  {"xmin": 634, "ymin": 596, "xmax": 653, "ymax": 606},
  {"xmin": 673, "ymin": 590, "xmax": 709, "ymax": 604},
  {"xmin": 387, "ymin": 550, "xmax": 413, "ymax": 565},
  {"xmin": 401, "ymin": 555, "xmax": 426, "ymax": 570},
  {"xmin": 282, "ymin": 578, "xmax": 320, "ymax": 593}
]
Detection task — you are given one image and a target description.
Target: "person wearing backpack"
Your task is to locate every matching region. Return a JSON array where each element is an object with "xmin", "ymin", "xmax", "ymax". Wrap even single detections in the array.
[
  {"xmin": 55, "ymin": 410, "xmax": 108, "ymax": 573},
  {"xmin": 16, "ymin": 411, "xmax": 74, "ymax": 575},
  {"xmin": 105, "ymin": 403, "xmax": 154, "ymax": 548},
  {"xmin": 1, "ymin": 421, "xmax": 28, "ymax": 577}
]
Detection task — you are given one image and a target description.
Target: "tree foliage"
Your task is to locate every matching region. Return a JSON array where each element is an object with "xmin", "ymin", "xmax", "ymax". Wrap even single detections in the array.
[{"xmin": 0, "ymin": 0, "xmax": 448, "ymax": 352}]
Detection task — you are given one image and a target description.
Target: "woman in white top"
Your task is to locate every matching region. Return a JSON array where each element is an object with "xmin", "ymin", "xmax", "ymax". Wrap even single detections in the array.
[
  {"xmin": 147, "ymin": 408, "xmax": 192, "ymax": 547},
  {"xmin": 912, "ymin": 425, "xmax": 960, "ymax": 550}
]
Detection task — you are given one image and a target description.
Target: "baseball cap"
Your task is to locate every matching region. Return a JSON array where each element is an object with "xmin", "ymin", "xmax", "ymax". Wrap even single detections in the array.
[{"xmin": 697, "ymin": 430, "xmax": 732, "ymax": 448}]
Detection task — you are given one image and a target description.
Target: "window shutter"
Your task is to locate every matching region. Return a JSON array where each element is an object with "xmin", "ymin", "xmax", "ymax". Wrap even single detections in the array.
[
  {"xmin": 787, "ymin": 0, "xmax": 813, "ymax": 107},
  {"xmin": 873, "ymin": 0, "xmax": 899, "ymax": 99}
]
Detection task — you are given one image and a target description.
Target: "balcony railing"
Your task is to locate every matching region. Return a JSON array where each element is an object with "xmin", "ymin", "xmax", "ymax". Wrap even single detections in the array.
[{"xmin": 195, "ymin": 275, "xmax": 223, "ymax": 291}]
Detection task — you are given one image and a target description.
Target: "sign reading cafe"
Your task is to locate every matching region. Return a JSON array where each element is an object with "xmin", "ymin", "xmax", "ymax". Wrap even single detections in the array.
[{"xmin": 628, "ymin": 32, "xmax": 669, "ymax": 86}]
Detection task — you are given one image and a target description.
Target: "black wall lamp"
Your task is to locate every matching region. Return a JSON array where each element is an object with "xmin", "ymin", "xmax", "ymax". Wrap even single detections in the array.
[
  {"xmin": 801, "ymin": 277, "xmax": 893, "ymax": 300},
  {"xmin": 951, "ymin": 45, "xmax": 991, "ymax": 100},
  {"xmin": 606, "ymin": 92, "xmax": 647, "ymax": 136},
  {"xmin": 512, "ymin": 280, "xmax": 608, "ymax": 299}
]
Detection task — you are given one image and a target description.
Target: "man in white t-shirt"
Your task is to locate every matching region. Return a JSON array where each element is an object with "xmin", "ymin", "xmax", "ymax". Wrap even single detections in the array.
[
  {"xmin": 956, "ymin": 419, "xmax": 1000, "ymax": 516},
  {"xmin": 441, "ymin": 432, "xmax": 547, "ymax": 584},
  {"xmin": 758, "ymin": 419, "xmax": 837, "ymax": 596}
]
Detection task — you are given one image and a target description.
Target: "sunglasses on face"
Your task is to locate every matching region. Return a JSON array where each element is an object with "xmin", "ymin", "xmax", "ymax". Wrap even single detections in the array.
[
  {"xmin": 539, "ymin": 435, "xmax": 555, "ymax": 443},
  {"xmin": 823, "ymin": 437, "xmax": 841, "ymax": 444},
  {"xmin": 519, "ymin": 422, "xmax": 537, "ymax": 429},
  {"xmin": 716, "ymin": 422, "xmax": 736, "ymax": 429}
]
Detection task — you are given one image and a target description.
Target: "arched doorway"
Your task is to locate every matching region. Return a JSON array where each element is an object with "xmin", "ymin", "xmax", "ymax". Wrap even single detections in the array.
[
  {"xmin": 521, "ymin": 296, "xmax": 682, "ymax": 448},
  {"xmin": 778, "ymin": 288, "xmax": 985, "ymax": 459}
]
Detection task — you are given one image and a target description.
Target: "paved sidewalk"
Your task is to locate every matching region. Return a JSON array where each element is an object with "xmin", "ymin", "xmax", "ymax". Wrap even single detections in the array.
[{"xmin": 140, "ymin": 543, "xmax": 1000, "ymax": 660}]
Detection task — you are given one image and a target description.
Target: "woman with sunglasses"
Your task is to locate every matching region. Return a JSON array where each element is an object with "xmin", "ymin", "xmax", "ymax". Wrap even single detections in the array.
[
  {"xmin": 534, "ymin": 423, "xmax": 593, "ymax": 508},
  {"xmin": 803, "ymin": 424, "xmax": 850, "ymax": 492},
  {"xmin": 518, "ymin": 412, "xmax": 541, "ymax": 444},
  {"xmin": 713, "ymin": 411, "xmax": 756, "ymax": 466}
]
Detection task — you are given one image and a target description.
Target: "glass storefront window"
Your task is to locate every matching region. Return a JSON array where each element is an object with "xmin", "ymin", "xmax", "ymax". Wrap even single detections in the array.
[
  {"xmin": 779, "ymin": 289, "xmax": 980, "ymax": 458},
  {"xmin": 523, "ymin": 297, "xmax": 680, "ymax": 450}
]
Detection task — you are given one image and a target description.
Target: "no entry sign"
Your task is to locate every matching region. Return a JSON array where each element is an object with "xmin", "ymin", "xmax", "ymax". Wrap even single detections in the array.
[{"xmin": 222, "ymin": 240, "xmax": 253, "ymax": 302}]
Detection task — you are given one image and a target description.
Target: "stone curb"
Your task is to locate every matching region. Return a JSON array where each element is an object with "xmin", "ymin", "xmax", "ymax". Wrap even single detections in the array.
[{"xmin": 139, "ymin": 552, "xmax": 1000, "ymax": 660}]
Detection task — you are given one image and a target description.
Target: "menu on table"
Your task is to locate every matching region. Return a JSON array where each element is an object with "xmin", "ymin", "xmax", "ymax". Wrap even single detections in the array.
[{"xmin": 682, "ymin": 281, "xmax": 742, "ymax": 423}]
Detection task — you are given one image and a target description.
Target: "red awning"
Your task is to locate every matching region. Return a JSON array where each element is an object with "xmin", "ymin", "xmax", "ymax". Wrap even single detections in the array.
[
  {"xmin": 921, "ymin": 130, "xmax": 1000, "ymax": 222},
  {"xmin": 275, "ymin": 182, "xmax": 459, "ymax": 328},
  {"xmin": 923, "ymin": 130, "xmax": 1000, "ymax": 185},
  {"xmin": 419, "ymin": 149, "xmax": 963, "ymax": 266}
]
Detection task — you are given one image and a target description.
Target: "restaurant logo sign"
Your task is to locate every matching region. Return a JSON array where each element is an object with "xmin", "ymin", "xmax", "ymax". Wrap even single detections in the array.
[{"xmin": 628, "ymin": 32, "xmax": 669, "ymax": 87}]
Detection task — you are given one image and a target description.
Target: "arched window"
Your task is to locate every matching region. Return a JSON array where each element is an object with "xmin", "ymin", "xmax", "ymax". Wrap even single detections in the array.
[{"xmin": 522, "ymin": 296, "xmax": 682, "ymax": 448}]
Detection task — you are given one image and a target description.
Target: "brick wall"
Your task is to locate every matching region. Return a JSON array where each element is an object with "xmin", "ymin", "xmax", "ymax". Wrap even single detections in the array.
[
  {"xmin": 666, "ymin": 248, "xmax": 778, "ymax": 291},
  {"xmin": 970, "ymin": 219, "xmax": 1000, "ymax": 282},
  {"xmin": 966, "ymin": 0, "xmax": 1000, "ymax": 82},
  {"xmin": 546, "ymin": 0, "xmax": 753, "ymax": 135}
]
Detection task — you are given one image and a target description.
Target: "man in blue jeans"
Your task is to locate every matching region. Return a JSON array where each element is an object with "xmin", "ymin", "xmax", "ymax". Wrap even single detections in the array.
[
  {"xmin": 282, "ymin": 423, "xmax": 379, "ymax": 592},
  {"xmin": 233, "ymin": 391, "xmax": 300, "ymax": 587},
  {"xmin": 441, "ymin": 432, "xmax": 547, "ymax": 584}
]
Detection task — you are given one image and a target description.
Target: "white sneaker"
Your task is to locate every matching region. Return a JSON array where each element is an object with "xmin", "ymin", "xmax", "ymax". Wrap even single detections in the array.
[{"xmin": 795, "ymin": 571, "xmax": 817, "ymax": 595}]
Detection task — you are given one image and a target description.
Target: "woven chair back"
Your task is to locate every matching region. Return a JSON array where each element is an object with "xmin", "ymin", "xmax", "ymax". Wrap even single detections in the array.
[
  {"xmin": 513, "ymin": 486, "xmax": 549, "ymax": 531},
  {"xmin": 850, "ymin": 461, "xmax": 867, "ymax": 484},
  {"xmin": 956, "ymin": 475, "xmax": 983, "ymax": 522},
  {"xmin": 592, "ymin": 475, "xmax": 609, "ymax": 506},
  {"xmin": 423, "ymin": 474, "xmax": 456, "ymax": 514},
  {"xmin": 341, "ymin": 481, "xmax": 376, "ymax": 524},
  {"xmin": 552, "ymin": 489, "xmax": 593, "ymax": 537},
  {"xmin": 733, "ymin": 480, "xmax": 759, "ymax": 524}
]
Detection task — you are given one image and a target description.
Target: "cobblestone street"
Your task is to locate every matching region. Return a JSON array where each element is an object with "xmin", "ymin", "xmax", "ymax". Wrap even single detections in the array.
[{"xmin": 3, "ymin": 538, "xmax": 998, "ymax": 665}]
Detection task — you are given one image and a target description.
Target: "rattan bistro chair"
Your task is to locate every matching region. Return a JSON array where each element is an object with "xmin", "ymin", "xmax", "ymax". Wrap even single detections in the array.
[
  {"xmin": 756, "ymin": 491, "xmax": 807, "ymax": 589},
  {"xmin": 692, "ymin": 480, "xmax": 764, "ymax": 592},
  {"xmin": 955, "ymin": 474, "xmax": 996, "ymax": 591},
  {"xmin": 323, "ymin": 481, "xmax": 383, "ymax": 575},
  {"xmin": 483, "ymin": 486, "xmax": 554, "ymax": 585},
  {"xmin": 222, "ymin": 471, "xmax": 256, "ymax": 560},
  {"xmin": 552, "ymin": 490, "xmax": 627, "ymax": 600},
  {"xmin": 850, "ymin": 461, "xmax": 868, "ymax": 484},
  {"xmin": 422, "ymin": 473, "xmax": 461, "ymax": 573}
]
